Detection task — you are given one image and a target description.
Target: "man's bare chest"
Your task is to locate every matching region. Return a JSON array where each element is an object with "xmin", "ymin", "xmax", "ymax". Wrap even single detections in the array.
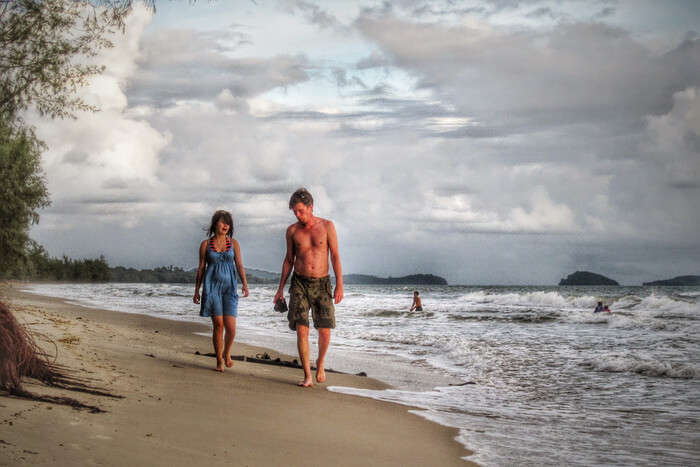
[{"xmin": 293, "ymin": 228, "xmax": 327, "ymax": 251}]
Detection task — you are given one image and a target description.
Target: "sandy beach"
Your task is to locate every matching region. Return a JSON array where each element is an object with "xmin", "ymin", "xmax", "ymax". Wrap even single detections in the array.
[{"xmin": 0, "ymin": 284, "xmax": 473, "ymax": 466}]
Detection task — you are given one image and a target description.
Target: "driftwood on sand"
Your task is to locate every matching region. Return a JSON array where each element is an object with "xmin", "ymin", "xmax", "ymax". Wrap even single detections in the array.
[{"xmin": 0, "ymin": 301, "xmax": 121, "ymax": 413}]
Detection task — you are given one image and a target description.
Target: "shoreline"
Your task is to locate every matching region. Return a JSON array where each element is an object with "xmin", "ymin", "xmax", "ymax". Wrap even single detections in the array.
[
  {"xmin": 18, "ymin": 282, "xmax": 464, "ymax": 391},
  {"xmin": 0, "ymin": 283, "xmax": 474, "ymax": 466}
]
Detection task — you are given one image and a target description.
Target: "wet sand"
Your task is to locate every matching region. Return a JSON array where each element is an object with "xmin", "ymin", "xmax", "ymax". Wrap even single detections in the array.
[{"xmin": 0, "ymin": 284, "xmax": 474, "ymax": 466}]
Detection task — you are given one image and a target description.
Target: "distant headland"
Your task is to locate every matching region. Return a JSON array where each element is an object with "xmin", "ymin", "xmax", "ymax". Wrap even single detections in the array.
[
  {"xmin": 108, "ymin": 266, "xmax": 447, "ymax": 285},
  {"xmin": 343, "ymin": 274, "xmax": 448, "ymax": 285},
  {"xmin": 642, "ymin": 275, "xmax": 700, "ymax": 286},
  {"xmin": 559, "ymin": 271, "xmax": 619, "ymax": 286},
  {"xmin": 109, "ymin": 266, "xmax": 277, "ymax": 284}
]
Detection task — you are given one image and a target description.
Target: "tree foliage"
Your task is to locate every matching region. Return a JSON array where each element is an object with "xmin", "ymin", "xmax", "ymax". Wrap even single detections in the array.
[
  {"xmin": 0, "ymin": 0, "xmax": 135, "ymax": 121},
  {"xmin": 0, "ymin": 0, "xmax": 147, "ymax": 278},
  {"xmin": 0, "ymin": 119, "xmax": 49, "ymax": 277},
  {"xmin": 24, "ymin": 241, "xmax": 111, "ymax": 281}
]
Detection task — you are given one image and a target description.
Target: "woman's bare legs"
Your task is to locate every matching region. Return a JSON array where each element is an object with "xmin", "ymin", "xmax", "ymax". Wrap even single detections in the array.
[
  {"xmin": 223, "ymin": 316, "xmax": 236, "ymax": 367},
  {"xmin": 211, "ymin": 316, "xmax": 224, "ymax": 372}
]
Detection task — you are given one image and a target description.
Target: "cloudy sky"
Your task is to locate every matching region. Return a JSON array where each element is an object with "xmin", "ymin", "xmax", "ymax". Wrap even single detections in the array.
[{"xmin": 29, "ymin": 0, "xmax": 700, "ymax": 285}]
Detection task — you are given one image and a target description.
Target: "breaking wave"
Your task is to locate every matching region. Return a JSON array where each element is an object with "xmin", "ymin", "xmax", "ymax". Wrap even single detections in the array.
[{"xmin": 581, "ymin": 356, "xmax": 699, "ymax": 379}]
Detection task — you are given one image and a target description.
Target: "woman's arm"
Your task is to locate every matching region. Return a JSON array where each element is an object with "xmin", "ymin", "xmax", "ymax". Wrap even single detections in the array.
[
  {"xmin": 232, "ymin": 238, "xmax": 249, "ymax": 297},
  {"xmin": 193, "ymin": 240, "xmax": 207, "ymax": 304}
]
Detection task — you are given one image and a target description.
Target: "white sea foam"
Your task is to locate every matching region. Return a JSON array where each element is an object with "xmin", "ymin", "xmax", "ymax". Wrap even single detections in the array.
[
  {"xmin": 562, "ymin": 311, "xmax": 612, "ymax": 324},
  {"xmin": 633, "ymin": 294, "xmax": 700, "ymax": 317},
  {"xmin": 582, "ymin": 356, "xmax": 699, "ymax": 379},
  {"xmin": 459, "ymin": 290, "xmax": 598, "ymax": 310},
  {"xmin": 609, "ymin": 295, "xmax": 642, "ymax": 309},
  {"xmin": 21, "ymin": 282, "xmax": 700, "ymax": 466}
]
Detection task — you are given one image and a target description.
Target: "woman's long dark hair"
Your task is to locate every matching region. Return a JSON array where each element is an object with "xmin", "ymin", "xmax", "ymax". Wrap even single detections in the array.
[{"xmin": 208, "ymin": 210, "xmax": 234, "ymax": 238}]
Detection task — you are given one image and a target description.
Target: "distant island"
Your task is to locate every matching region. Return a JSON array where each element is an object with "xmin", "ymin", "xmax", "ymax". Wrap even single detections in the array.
[
  {"xmin": 108, "ymin": 266, "xmax": 447, "ymax": 285},
  {"xmin": 642, "ymin": 275, "xmax": 700, "ymax": 286},
  {"xmin": 559, "ymin": 271, "xmax": 619, "ymax": 286}
]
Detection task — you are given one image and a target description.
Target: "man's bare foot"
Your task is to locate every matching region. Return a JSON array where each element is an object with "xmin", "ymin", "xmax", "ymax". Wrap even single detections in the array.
[
  {"xmin": 225, "ymin": 356, "xmax": 234, "ymax": 368},
  {"xmin": 215, "ymin": 360, "xmax": 224, "ymax": 372},
  {"xmin": 297, "ymin": 376, "xmax": 313, "ymax": 387},
  {"xmin": 315, "ymin": 360, "xmax": 326, "ymax": 383}
]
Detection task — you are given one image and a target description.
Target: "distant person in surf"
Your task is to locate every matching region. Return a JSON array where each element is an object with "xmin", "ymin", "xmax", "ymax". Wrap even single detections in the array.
[
  {"xmin": 604, "ymin": 305, "xmax": 611, "ymax": 313},
  {"xmin": 193, "ymin": 210, "xmax": 249, "ymax": 372},
  {"xmin": 410, "ymin": 291, "xmax": 423, "ymax": 311},
  {"xmin": 594, "ymin": 302, "xmax": 604, "ymax": 313}
]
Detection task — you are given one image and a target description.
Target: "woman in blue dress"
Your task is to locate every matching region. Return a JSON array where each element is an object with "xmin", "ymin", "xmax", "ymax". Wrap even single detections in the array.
[{"xmin": 193, "ymin": 210, "xmax": 249, "ymax": 372}]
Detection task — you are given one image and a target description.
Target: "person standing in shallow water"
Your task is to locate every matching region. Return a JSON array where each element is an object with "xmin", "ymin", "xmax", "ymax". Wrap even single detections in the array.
[
  {"xmin": 410, "ymin": 291, "xmax": 423, "ymax": 311},
  {"xmin": 273, "ymin": 188, "xmax": 344, "ymax": 387},
  {"xmin": 194, "ymin": 210, "xmax": 249, "ymax": 372}
]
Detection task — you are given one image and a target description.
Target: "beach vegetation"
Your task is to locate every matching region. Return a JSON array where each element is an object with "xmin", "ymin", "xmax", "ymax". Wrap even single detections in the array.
[
  {"xmin": 0, "ymin": 0, "xmax": 137, "ymax": 121},
  {"xmin": 0, "ymin": 0, "xmax": 144, "ymax": 279},
  {"xmin": 25, "ymin": 241, "xmax": 111, "ymax": 281},
  {"xmin": 108, "ymin": 265, "xmax": 272, "ymax": 284},
  {"xmin": 0, "ymin": 300, "xmax": 113, "ymax": 411},
  {"xmin": 110, "ymin": 265, "xmax": 196, "ymax": 283},
  {"xmin": 0, "ymin": 120, "xmax": 50, "ymax": 277},
  {"xmin": 558, "ymin": 270, "xmax": 619, "ymax": 286},
  {"xmin": 642, "ymin": 275, "xmax": 700, "ymax": 286},
  {"xmin": 343, "ymin": 273, "xmax": 448, "ymax": 285}
]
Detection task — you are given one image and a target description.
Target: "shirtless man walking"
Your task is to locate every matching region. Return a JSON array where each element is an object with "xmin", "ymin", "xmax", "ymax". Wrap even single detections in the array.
[{"xmin": 273, "ymin": 188, "xmax": 344, "ymax": 387}]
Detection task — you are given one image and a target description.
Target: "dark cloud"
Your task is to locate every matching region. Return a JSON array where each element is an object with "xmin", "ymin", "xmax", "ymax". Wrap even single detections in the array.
[
  {"xmin": 669, "ymin": 181, "xmax": 700, "ymax": 190},
  {"xmin": 289, "ymin": 0, "xmax": 341, "ymax": 29},
  {"xmin": 356, "ymin": 50, "xmax": 391, "ymax": 69},
  {"xmin": 526, "ymin": 7, "xmax": 555, "ymax": 19},
  {"xmin": 360, "ymin": 0, "xmax": 489, "ymax": 19},
  {"xmin": 593, "ymin": 6, "xmax": 616, "ymax": 19},
  {"xmin": 332, "ymin": 67, "xmax": 349, "ymax": 86},
  {"xmin": 101, "ymin": 178, "xmax": 133, "ymax": 190},
  {"xmin": 127, "ymin": 28, "xmax": 311, "ymax": 106},
  {"xmin": 62, "ymin": 151, "xmax": 89, "ymax": 164},
  {"xmin": 357, "ymin": 17, "xmax": 700, "ymax": 128}
]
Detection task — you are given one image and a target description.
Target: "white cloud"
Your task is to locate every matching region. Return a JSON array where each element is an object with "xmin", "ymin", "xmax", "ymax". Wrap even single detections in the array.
[
  {"xmin": 508, "ymin": 186, "xmax": 576, "ymax": 232},
  {"xmin": 646, "ymin": 87, "xmax": 700, "ymax": 188},
  {"xmin": 27, "ymin": 1, "xmax": 700, "ymax": 284},
  {"xmin": 30, "ymin": 4, "xmax": 169, "ymax": 220}
]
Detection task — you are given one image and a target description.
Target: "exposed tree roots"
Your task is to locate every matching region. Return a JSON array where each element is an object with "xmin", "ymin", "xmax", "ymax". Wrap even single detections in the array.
[{"xmin": 0, "ymin": 301, "xmax": 122, "ymax": 412}]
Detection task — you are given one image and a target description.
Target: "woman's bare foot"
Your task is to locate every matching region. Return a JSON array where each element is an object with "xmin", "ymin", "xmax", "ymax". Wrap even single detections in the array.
[
  {"xmin": 315, "ymin": 360, "xmax": 326, "ymax": 383},
  {"xmin": 215, "ymin": 359, "xmax": 224, "ymax": 372},
  {"xmin": 225, "ymin": 356, "xmax": 234, "ymax": 368},
  {"xmin": 297, "ymin": 376, "xmax": 313, "ymax": 387}
]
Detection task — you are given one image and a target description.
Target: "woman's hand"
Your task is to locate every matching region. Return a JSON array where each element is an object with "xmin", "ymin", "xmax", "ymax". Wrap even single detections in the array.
[
  {"xmin": 193, "ymin": 291, "xmax": 200, "ymax": 304},
  {"xmin": 241, "ymin": 284, "xmax": 249, "ymax": 298}
]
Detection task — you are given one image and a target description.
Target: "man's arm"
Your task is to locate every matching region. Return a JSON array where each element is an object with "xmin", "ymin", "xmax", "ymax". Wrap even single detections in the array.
[
  {"xmin": 327, "ymin": 220, "xmax": 343, "ymax": 304},
  {"xmin": 273, "ymin": 225, "xmax": 295, "ymax": 303}
]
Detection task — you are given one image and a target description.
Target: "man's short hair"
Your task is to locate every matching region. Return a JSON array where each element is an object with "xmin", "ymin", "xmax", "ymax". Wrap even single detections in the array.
[
  {"xmin": 289, "ymin": 188, "xmax": 313, "ymax": 209},
  {"xmin": 414, "ymin": 291, "xmax": 419, "ymax": 295}
]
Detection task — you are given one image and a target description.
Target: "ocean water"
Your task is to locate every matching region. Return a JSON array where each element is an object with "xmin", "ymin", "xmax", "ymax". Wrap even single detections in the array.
[{"xmin": 23, "ymin": 283, "xmax": 700, "ymax": 466}]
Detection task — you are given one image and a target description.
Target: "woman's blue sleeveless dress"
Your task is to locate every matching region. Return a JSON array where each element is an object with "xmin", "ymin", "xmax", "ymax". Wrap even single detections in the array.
[{"xmin": 200, "ymin": 238, "xmax": 239, "ymax": 317}]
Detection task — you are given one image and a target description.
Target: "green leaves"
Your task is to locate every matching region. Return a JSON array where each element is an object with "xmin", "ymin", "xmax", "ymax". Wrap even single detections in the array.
[
  {"xmin": 0, "ymin": 119, "xmax": 50, "ymax": 276},
  {"xmin": 0, "ymin": 0, "xmax": 138, "ymax": 277},
  {"xmin": 0, "ymin": 0, "xmax": 132, "ymax": 119}
]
